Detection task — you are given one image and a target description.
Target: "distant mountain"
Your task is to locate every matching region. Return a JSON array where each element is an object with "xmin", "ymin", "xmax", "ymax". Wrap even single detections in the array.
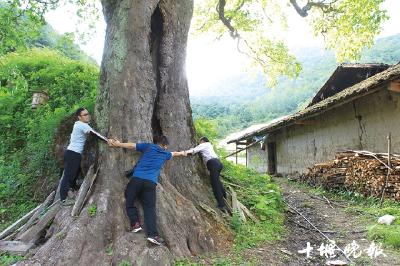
[{"xmin": 190, "ymin": 34, "xmax": 400, "ymax": 138}]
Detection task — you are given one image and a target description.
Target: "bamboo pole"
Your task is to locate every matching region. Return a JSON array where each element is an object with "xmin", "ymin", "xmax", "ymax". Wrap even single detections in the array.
[{"xmin": 380, "ymin": 134, "xmax": 391, "ymax": 206}]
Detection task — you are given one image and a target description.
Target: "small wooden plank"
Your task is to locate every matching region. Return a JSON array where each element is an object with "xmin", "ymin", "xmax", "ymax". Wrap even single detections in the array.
[
  {"xmin": 54, "ymin": 170, "xmax": 64, "ymax": 202},
  {"xmin": 0, "ymin": 205, "xmax": 41, "ymax": 240},
  {"xmin": 237, "ymin": 200, "xmax": 259, "ymax": 223},
  {"xmin": 198, "ymin": 202, "xmax": 223, "ymax": 224},
  {"xmin": 0, "ymin": 240, "xmax": 34, "ymax": 255},
  {"xmin": 81, "ymin": 168, "xmax": 99, "ymax": 212},
  {"xmin": 71, "ymin": 165, "xmax": 95, "ymax": 217},
  {"xmin": 18, "ymin": 203, "xmax": 61, "ymax": 243},
  {"xmin": 389, "ymin": 80, "xmax": 400, "ymax": 93}
]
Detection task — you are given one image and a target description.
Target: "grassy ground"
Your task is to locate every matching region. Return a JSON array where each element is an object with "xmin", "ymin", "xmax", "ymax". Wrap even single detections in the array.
[{"xmin": 175, "ymin": 160, "xmax": 285, "ymax": 265}]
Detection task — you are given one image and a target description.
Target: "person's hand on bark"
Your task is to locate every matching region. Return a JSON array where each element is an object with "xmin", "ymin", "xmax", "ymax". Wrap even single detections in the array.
[
  {"xmin": 108, "ymin": 138, "xmax": 121, "ymax": 147},
  {"xmin": 172, "ymin": 151, "xmax": 185, "ymax": 157}
]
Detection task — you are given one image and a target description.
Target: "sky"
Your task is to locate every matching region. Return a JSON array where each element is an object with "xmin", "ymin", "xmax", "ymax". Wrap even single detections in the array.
[{"xmin": 45, "ymin": 0, "xmax": 400, "ymax": 96}]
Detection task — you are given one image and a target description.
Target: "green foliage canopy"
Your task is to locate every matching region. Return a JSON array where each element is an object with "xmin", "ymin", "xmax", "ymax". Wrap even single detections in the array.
[
  {"xmin": 0, "ymin": 0, "xmax": 100, "ymax": 59},
  {"xmin": 194, "ymin": 0, "xmax": 389, "ymax": 84},
  {"xmin": 0, "ymin": 2, "xmax": 41, "ymax": 54}
]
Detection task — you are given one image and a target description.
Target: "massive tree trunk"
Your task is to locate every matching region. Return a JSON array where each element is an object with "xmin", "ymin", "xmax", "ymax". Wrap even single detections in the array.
[{"xmin": 19, "ymin": 0, "xmax": 231, "ymax": 265}]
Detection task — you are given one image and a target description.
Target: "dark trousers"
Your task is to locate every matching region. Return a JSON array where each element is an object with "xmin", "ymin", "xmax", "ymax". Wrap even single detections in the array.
[
  {"xmin": 125, "ymin": 177, "xmax": 158, "ymax": 237},
  {"xmin": 206, "ymin": 158, "xmax": 226, "ymax": 208},
  {"xmin": 60, "ymin": 150, "xmax": 81, "ymax": 200}
]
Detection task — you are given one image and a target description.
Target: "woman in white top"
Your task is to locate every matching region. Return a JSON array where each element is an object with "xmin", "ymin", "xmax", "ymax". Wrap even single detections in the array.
[{"xmin": 184, "ymin": 137, "xmax": 227, "ymax": 212}]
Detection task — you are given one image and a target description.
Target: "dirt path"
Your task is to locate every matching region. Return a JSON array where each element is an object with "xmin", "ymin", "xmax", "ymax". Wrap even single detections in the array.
[{"xmin": 243, "ymin": 177, "xmax": 400, "ymax": 266}]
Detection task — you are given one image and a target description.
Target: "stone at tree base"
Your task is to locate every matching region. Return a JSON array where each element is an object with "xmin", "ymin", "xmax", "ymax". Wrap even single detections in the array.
[{"xmin": 377, "ymin": 214, "xmax": 396, "ymax": 225}]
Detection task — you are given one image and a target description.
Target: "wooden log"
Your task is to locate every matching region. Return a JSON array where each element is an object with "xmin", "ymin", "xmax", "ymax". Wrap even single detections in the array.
[
  {"xmin": 237, "ymin": 200, "xmax": 259, "ymax": 223},
  {"xmin": 0, "ymin": 205, "xmax": 41, "ymax": 240},
  {"xmin": 314, "ymin": 162, "xmax": 333, "ymax": 167},
  {"xmin": 0, "ymin": 240, "xmax": 34, "ymax": 255},
  {"xmin": 18, "ymin": 202, "xmax": 61, "ymax": 243},
  {"xmin": 14, "ymin": 191, "xmax": 56, "ymax": 240},
  {"xmin": 54, "ymin": 171, "xmax": 64, "ymax": 202},
  {"xmin": 198, "ymin": 202, "xmax": 224, "ymax": 224},
  {"xmin": 81, "ymin": 168, "xmax": 99, "ymax": 212},
  {"xmin": 4, "ymin": 192, "xmax": 55, "ymax": 241},
  {"xmin": 71, "ymin": 166, "xmax": 96, "ymax": 217}
]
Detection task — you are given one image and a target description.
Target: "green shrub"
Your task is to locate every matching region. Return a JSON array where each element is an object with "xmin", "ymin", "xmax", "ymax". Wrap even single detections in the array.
[
  {"xmin": 0, "ymin": 253, "xmax": 24, "ymax": 266},
  {"xmin": 0, "ymin": 48, "xmax": 98, "ymax": 230}
]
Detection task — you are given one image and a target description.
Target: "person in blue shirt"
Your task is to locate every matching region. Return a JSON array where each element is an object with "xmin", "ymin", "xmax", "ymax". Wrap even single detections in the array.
[{"xmin": 109, "ymin": 135, "xmax": 184, "ymax": 245}]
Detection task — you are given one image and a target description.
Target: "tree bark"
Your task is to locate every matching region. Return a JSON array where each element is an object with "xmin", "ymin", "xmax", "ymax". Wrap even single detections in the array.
[{"xmin": 19, "ymin": 1, "xmax": 231, "ymax": 265}]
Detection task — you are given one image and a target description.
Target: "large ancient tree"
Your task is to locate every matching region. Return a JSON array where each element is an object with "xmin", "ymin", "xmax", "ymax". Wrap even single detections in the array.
[
  {"xmin": 17, "ymin": 0, "xmax": 234, "ymax": 265},
  {"xmin": 1, "ymin": 0, "xmax": 388, "ymax": 264}
]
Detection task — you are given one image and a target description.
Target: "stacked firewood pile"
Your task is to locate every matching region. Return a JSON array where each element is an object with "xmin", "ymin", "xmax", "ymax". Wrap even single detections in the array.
[{"xmin": 299, "ymin": 150, "xmax": 400, "ymax": 200}]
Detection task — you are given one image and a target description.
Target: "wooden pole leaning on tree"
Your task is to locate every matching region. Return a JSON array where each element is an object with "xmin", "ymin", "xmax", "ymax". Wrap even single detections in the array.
[
  {"xmin": 380, "ymin": 133, "xmax": 391, "ymax": 206},
  {"xmin": 17, "ymin": 202, "xmax": 61, "ymax": 243},
  {"xmin": 0, "ymin": 205, "xmax": 41, "ymax": 240},
  {"xmin": 71, "ymin": 165, "xmax": 97, "ymax": 217},
  {"xmin": 12, "ymin": 191, "xmax": 55, "ymax": 240}
]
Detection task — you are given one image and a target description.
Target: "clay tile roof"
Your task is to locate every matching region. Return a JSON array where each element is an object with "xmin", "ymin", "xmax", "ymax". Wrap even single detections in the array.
[{"xmin": 307, "ymin": 63, "xmax": 390, "ymax": 107}]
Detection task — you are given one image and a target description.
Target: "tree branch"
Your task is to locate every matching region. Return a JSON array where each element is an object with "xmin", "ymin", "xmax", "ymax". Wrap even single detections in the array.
[
  {"xmin": 217, "ymin": 0, "xmax": 239, "ymax": 38},
  {"xmin": 289, "ymin": 0, "xmax": 339, "ymax": 17}
]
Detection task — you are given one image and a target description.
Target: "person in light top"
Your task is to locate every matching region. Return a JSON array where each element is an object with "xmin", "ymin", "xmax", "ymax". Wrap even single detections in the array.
[
  {"xmin": 59, "ymin": 107, "xmax": 107, "ymax": 205},
  {"xmin": 183, "ymin": 137, "xmax": 228, "ymax": 212}
]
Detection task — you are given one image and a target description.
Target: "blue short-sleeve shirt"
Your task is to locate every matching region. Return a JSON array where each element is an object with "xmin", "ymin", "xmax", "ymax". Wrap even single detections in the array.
[{"xmin": 132, "ymin": 143, "xmax": 172, "ymax": 183}]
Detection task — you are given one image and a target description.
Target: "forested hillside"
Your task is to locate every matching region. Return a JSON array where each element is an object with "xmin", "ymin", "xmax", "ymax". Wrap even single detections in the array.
[{"xmin": 191, "ymin": 34, "xmax": 400, "ymax": 138}]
